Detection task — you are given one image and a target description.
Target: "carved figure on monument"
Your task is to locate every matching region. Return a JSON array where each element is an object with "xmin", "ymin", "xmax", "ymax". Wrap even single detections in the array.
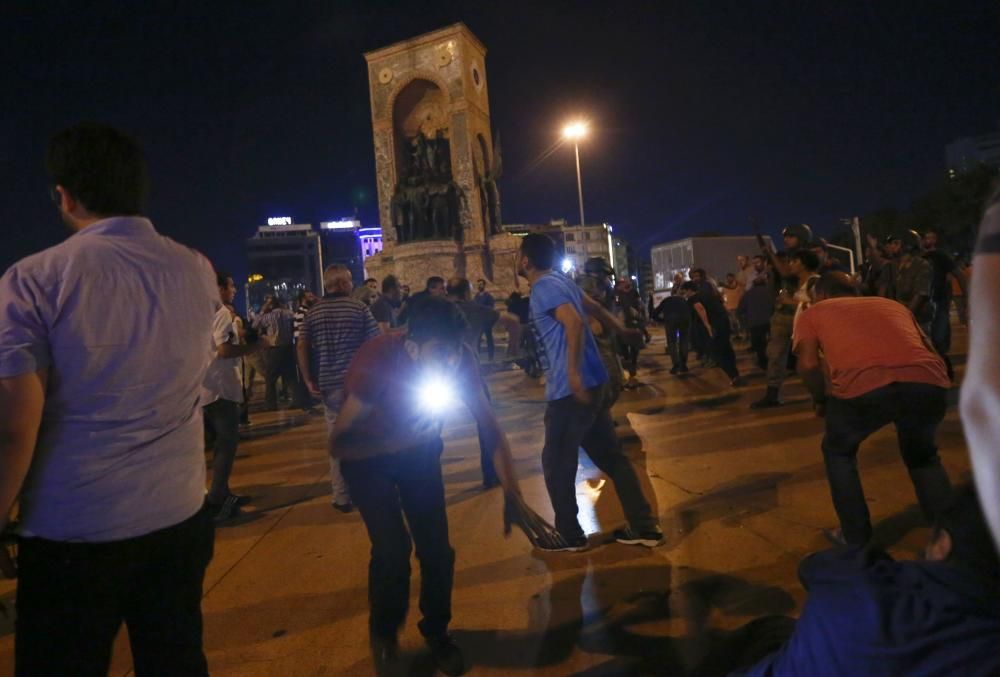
[
  {"xmin": 474, "ymin": 131, "xmax": 503, "ymax": 235},
  {"xmin": 391, "ymin": 127, "xmax": 462, "ymax": 243}
]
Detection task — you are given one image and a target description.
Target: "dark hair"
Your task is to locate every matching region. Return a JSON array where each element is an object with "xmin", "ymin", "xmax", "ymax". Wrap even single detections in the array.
[
  {"xmin": 365, "ymin": 278, "xmax": 377, "ymax": 284},
  {"xmin": 814, "ymin": 272, "xmax": 859, "ymax": 298},
  {"xmin": 446, "ymin": 277, "xmax": 471, "ymax": 299},
  {"xmin": 216, "ymin": 272, "xmax": 232, "ymax": 288},
  {"xmin": 789, "ymin": 248, "xmax": 821, "ymax": 272},
  {"xmin": 296, "ymin": 289, "xmax": 309, "ymax": 302},
  {"xmin": 47, "ymin": 123, "xmax": 148, "ymax": 215},
  {"xmin": 520, "ymin": 233, "xmax": 556, "ymax": 271},
  {"xmin": 477, "ymin": 278, "xmax": 486, "ymax": 285},
  {"xmin": 752, "ymin": 254, "xmax": 766, "ymax": 263},
  {"xmin": 690, "ymin": 268, "xmax": 707, "ymax": 278},
  {"xmin": 406, "ymin": 295, "xmax": 468, "ymax": 345},
  {"xmin": 680, "ymin": 281, "xmax": 699, "ymax": 292},
  {"xmin": 426, "ymin": 276, "xmax": 445, "ymax": 290},
  {"xmin": 933, "ymin": 484, "xmax": 1000, "ymax": 582},
  {"xmin": 381, "ymin": 275, "xmax": 399, "ymax": 294}
]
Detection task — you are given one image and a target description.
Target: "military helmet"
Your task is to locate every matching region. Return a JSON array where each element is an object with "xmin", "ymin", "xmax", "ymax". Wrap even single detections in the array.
[
  {"xmin": 884, "ymin": 229, "xmax": 922, "ymax": 253},
  {"xmin": 782, "ymin": 223, "xmax": 814, "ymax": 247}
]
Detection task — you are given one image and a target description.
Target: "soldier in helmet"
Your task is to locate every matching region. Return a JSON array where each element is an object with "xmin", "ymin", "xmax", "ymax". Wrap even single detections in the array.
[
  {"xmin": 884, "ymin": 230, "xmax": 934, "ymax": 335},
  {"xmin": 751, "ymin": 224, "xmax": 814, "ymax": 409}
]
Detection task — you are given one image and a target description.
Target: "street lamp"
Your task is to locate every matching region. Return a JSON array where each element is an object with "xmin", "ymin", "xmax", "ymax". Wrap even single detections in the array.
[{"xmin": 562, "ymin": 121, "xmax": 589, "ymax": 228}]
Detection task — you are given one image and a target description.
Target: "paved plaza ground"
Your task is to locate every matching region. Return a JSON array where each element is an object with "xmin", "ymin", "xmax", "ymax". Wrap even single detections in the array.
[{"xmin": 0, "ymin": 328, "xmax": 973, "ymax": 676}]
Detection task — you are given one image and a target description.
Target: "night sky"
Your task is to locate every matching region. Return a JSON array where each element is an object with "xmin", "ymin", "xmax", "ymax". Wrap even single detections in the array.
[{"xmin": 3, "ymin": 1, "xmax": 998, "ymax": 281}]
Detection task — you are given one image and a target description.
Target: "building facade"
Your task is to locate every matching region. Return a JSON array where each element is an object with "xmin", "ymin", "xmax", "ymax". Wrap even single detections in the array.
[{"xmin": 246, "ymin": 221, "xmax": 323, "ymax": 311}]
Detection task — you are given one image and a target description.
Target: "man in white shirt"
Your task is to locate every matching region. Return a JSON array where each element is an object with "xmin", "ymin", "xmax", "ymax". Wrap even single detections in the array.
[
  {"xmin": 204, "ymin": 272, "xmax": 264, "ymax": 521},
  {"xmin": 0, "ymin": 124, "xmax": 218, "ymax": 674}
]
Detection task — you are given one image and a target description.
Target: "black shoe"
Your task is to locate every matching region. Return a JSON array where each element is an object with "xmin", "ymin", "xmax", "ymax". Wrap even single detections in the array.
[
  {"xmin": 614, "ymin": 526, "xmax": 664, "ymax": 547},
  {"xmin": 535, "ymin": 535, "xmax": 589, "ymax": 553},
  {"xmin": 730, "ymin": 376, "xmax": 745, "ymax": 388},
  {"xmin": 427, "ymin": 635, "xmax": 465, "ymax": 676},
  {"xmin": 229, "ymin": 493, "xmax": 251, "ymax": 507},
  {"xmin": 332, "ymin": 501, "xmax": 353, "ymax": 513},
  {"xmin": 677, "ymin": 365, "xmax": 690, "ymax": 374},
  {"xmin": 669, "ymin": 366, "xmax": 680, "ymax": 375},
  {"xmin": 370, "ymin": 633, "xmax": 399, "ymax": 675},
  {"xmin": 750, "ymin": 396, "xmax": 781, "ymax": 409}
]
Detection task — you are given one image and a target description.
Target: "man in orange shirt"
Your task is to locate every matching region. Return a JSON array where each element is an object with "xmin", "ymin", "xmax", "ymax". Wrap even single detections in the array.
[{"xmin": 793, "ymin": 272, "xmax": 953, "ymax": 546}]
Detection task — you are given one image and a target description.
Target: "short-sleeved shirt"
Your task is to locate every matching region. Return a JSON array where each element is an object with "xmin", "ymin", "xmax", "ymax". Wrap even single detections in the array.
[
  {"xmin": 654, "ymin": 296, "xmax": 691, "ymax": 327},
  {"xmin": 529, "ymin": 272, "xmax": 608, "ymax": 401},
  {"xmin": 370, "ymin": 296, "xmax": 400, "ymax": 328},
  {"xmin": 256, "ymin": 308, "xmax": 294, "ymax": 346},
  {"xmin": 341, "ymin": 333, "xmax": 483, "ymax": 459},
  {"xmin": 474, "ymin": 291, "xmax": 495, "ymax": 308},
  {"xmin": 202, "ymin": 305, "xmax": 243, "ymax": 404},
  {"xmin": 300, "ymin": 293, "xmax": 379, "ymax": 395},
  {"xmin": 793, "ymin": 296, "xmax": 949, "ymax": 400},
  {"xmin": 690, "ymin": 290, "xmax": 729, "ymax": 331},
  {"xmin": 924, "ymin": 250, "xmax": 956, "ymax": 302},
  {"xmin": 457, "ymin": 300, "xmax": 499, "ymax": 350},
  {"xmin": 892, "ymin": 256, "xmax": 933, "ymax": 323},
  {"xmin": 0, "ymin": 217, "xmax": 217, "ymax": 542}
]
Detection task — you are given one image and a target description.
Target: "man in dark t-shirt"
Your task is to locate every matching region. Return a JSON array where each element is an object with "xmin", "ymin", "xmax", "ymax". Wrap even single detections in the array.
[
  {"xmin": 370, "ymin": 275, "xmax": 403, "ymax": 334},
  {"xmin": 329, "ymin": 297, "xmax": 522, "ymax": 676},
  {"xmin": 680, "ymin": 281, "xmax": 741, "ymax": 384},
  {"xmin": 923, "ymin": 230, "xmax": 966, "ymax": 380},
  {"xmin": 653, "ymin": 293, "xmax": 692, "ymax": 374}
]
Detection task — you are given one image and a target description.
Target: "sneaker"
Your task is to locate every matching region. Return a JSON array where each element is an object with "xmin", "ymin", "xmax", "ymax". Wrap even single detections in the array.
[
  {"xmin": 614, "ymin": 526, "xmax": 665, "ymax": 548},
  {"xmin": 370, "ymin": 633, "xmax": 399, "ymax": 676},
  {"xmin": 210, "ymin": 494, "xmax": 241, "ymax": 522},
  {"xmin": 730, "ymin": 376, "xmax": 745, "ymax": 388},
  {"xmin": 229, "ymin": 493, "xmax": 251, "ymax": 507},
  {"xmin": 332, "ymin": 501, "xmax": 353, "ymax": 513},
  {"xmin": 427, "ymin": 635, "xmax": 466, "ymax": 676},
  {"xmin": 535, "ymin": 535, "xmax": 589, "ymax": 553}
]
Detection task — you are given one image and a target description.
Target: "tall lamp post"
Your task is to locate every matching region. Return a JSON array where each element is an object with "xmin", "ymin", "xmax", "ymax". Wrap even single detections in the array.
[{"xmin": 562, "ymin": 121, "xmax": 589, "ymax": 228}]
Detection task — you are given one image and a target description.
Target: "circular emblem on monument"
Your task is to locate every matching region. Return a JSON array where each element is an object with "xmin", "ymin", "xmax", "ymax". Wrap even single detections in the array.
[
  {"xmin": 471, "ymin": 64, "xmax": 483, "ymax": 91},
  {"xmin": 378, "ymin": 67, "xmax": 393, "ymax": 85},
  {"xmin": 436, "ymin": 48, "xmax": 452, "ymax": 67}
]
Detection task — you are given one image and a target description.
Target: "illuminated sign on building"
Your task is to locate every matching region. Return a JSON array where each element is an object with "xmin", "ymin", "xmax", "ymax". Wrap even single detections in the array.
[
  {"xmin": 321, "ymin": 219, "xmax": 360, "ymax": 231},
  {"xmin": 358, "ymin": 226, "xmax": 383, "ymax": 259},
  {"xmin": 267, "ymin": 217, "xmax": 293, "ymax": 226}
]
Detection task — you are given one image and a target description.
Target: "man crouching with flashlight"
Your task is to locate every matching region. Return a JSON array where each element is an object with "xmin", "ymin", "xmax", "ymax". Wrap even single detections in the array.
[{"xmin": 330, "ymin": 295, "xmax": 522, "ymax": 676}]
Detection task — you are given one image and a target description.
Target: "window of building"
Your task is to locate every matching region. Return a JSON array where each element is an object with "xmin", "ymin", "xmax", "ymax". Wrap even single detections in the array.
[
  {"xmin": 584, "ymin": 232, "xmax": 592, "ymax": 240},
  {"xmin": 566, "ymin": 245, "xmax": 575, "ymax": 253},
  {"xmin": 565, "ymin": 233, "xmax": 575, "ymax": 241}
]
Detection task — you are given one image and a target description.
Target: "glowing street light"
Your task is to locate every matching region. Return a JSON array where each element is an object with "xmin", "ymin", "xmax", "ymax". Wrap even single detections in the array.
[{"xmin": 562, "ymin": 120, "xmax": 589, "ymax": 229}]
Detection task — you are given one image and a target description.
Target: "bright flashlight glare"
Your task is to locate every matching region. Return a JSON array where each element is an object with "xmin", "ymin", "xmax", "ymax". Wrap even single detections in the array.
[
  {"xmin": 418, "ymin": 375, "xmax": 456, "ymax": 413},
  {"xmin": 562, "ymin": 121, "xmax": 588, "ymax": 140},
  {"xmin": 561, "ymin": 257, "xmax": 575, "ymax": 274}
]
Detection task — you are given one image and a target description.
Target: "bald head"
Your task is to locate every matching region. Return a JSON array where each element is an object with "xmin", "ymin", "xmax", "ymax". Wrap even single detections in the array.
[{"xmin": 323, "ymin": 264, "xmax": 353, "ymax": 294}]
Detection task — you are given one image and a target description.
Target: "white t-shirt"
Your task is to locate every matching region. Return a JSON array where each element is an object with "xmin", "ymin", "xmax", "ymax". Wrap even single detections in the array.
[{"xmin": 202, "ymin": 305, "xmax": 244, "ymax": 404}]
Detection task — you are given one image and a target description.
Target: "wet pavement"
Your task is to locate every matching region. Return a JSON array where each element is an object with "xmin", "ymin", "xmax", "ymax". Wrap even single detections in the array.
[{"xmin": 0, "ymin": 328, "xmax": 973, "ymax": 676}]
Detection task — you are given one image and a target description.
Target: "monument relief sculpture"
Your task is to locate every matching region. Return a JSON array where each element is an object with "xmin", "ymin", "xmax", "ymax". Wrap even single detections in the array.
[{"xmin": 391, "ymin": 130, "xmax": 465, "ymax": 243}]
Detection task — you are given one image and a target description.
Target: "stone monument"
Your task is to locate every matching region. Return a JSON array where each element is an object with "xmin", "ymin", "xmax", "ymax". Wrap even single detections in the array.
[{"xmin": 363, "ymin": 23, "xmax": 520, "ymax": 290}]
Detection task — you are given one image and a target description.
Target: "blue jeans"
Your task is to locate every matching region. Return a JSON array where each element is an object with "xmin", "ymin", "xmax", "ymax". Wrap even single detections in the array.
[{"xmin": 341, "ymin": 440, "xmax": 453, "ymax": 640}]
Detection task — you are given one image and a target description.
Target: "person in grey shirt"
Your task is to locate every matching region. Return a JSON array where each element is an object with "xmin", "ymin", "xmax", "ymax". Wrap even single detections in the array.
[{"xmin": 0, "ymin": 124, "xmax": 218, "ymax": 675}]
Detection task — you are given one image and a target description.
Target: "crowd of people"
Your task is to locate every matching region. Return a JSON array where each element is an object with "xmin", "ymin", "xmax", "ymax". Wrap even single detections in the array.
[{"xmin": 1, "ymin": 123, "xmax": 998, "ymax": 676}]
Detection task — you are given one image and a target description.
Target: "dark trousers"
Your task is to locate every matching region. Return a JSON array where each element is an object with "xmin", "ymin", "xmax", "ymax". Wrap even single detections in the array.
[
  {"xmin": 930, "ymin": 299, "xmax": 953, "ymax": 378},
  {"xmin": 263, "ymin": 345, "xmax": 296, "ymax": 409},
  {"xmin": 620, "ymin": 342, "xmax": 639, "ymax": 377},
  {"xmin": 749, "ymin": 323, "xmax": 770, "ymax": 370},
  {"xmin": 710, "ymin": 324, "xmax": 740, "ymax": 380},
  {"xmin": 822, "ymin": 382, "xmax": 953, "ymax": 545},
  {"xmin": 542, "ymin": 387, "xmax": 657, "ymax": 540},
  {"xmin": 665, "ymin": 322, "xmax": 689, "ymax": 369},
  {"xmin": 476, "ymin": 381, "xmax": 499, "ymax": 485},
  {"xmin": 16, "ymin": 506, "xmax": 214, "ymax": 676},
  {"xmin": 478, "ymin": 326, "xmax": 495, "ymax": 361},
  {"xmin": 204, "ymin": 398, "xmax": 240, "ymax": 503},
  {"xmin": 341, "ymin": 441, "xmax": 454, "ymax": 641}
]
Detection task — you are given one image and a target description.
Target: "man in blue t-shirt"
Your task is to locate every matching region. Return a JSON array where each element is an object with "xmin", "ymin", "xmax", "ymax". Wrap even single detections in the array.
[{"xmin": 519, "ymin": 234, "xmax": 662, "ymax": 551}]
